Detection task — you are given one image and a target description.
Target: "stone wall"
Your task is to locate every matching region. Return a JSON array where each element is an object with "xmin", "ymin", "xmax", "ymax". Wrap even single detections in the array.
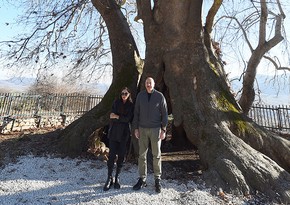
[{"xmin": 0, "ymin": 115, "xmax": 81, "ymax": 134}]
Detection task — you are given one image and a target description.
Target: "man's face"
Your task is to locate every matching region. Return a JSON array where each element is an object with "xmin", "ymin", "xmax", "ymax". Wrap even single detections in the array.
[{"xmin": 145, "ymin": 78, "xmax": 155, "ymax": 93}]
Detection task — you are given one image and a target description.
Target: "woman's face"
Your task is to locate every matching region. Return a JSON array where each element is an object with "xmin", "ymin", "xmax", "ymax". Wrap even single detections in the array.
[{"xmin": 121, "ymin": 89, "xmax": 130, "ymax": 101}]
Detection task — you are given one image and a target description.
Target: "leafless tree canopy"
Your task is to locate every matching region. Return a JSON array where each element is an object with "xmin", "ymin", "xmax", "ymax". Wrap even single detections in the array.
[
  {"xmin": 1, "ymin": 0, "xmax": 113, "ymax": 83},
  {"xmin": 212, "ymin": 0, "xmax": 289, "ymax": 112},
  {"xmin": 1, "ymin": 1, "xmax": 289, "ymax": 100}
]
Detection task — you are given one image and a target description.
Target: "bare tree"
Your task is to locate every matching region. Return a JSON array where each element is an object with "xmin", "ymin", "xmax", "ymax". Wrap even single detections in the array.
[
  {"xmin": 27, "ymin": 74, "xmax": 57, "ymax": 94},
  {"xmin": 27, "ymin": 74, "xmax": 95, "ymax": 94},
  {"xmin": 0, "ymin": 0, "xmax": 290, "ymax": 203},
  {"xmin": 213, "ymin": 0, "xmax": 289, "ymax": 113},
  {"xmin": 0, "ymin": 0, "xmax": 117, "ymax": 83},
  {"xmin": 137, "ymin": 1, "xmax": 290, "ymax": 202}
]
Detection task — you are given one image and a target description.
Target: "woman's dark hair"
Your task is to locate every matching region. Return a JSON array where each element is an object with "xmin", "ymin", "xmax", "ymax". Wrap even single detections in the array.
[{"xmin": 119, "ymin": 87, "xmax": 133, "ymax": 103}]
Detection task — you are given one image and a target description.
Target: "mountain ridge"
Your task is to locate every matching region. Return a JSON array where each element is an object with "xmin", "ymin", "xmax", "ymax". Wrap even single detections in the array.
[{"xmin": 0, "ymin": 75, "xmax": 288, "ymax": 105}]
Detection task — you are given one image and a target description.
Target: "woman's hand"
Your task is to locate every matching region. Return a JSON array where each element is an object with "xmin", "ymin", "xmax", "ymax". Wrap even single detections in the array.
[{"xmin": 110, "ymin": 113, "xmax": 119, "ymax": 119}]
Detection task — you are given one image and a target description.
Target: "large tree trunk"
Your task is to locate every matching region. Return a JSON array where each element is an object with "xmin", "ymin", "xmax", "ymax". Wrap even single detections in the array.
[
  {"xmin": 58, "ymin": 0, "xmax": 141, "ymax": 156},
  {"xmin": 138, "ymin": 0, "xmax": 290, "ymax": 202}
]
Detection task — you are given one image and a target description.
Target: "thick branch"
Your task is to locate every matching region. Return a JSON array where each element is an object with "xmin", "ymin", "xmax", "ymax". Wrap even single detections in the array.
[
  {"xmin": 258, "ymin": 0, "xmax": 267, "ymax": 45},
  {"xmin": 137, "ymin": 0, "xmax": 153, "ymax": 25},
  {"xmin": 205, "ymin": 0, "xmax": 223, "ymax": 34}
]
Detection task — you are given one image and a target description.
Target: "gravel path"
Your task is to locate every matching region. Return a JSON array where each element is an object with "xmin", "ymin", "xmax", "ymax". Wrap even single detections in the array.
[{"xmin": 0, "ymin": 155, "xmax": 250, "ymax": 205}]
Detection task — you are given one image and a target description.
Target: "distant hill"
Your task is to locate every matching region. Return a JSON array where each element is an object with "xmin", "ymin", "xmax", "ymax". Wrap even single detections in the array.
[
  {"xmin": 0, "ymin": 77, "xmax": 35, "ymax": 92},
  {"xmin": 0, "ymin": 77, "xmax": 110, "ymax": 95},
  {"xmin": 0, "ymin": 75, "xmax": 288, "ymax": 105}
]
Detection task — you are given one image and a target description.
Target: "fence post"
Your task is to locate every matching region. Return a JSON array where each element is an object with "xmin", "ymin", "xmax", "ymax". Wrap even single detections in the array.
[
  {"xmin": 277, "ymin": 105, "xmax": 283, "ymax": 131},
  {"xmin": 6, "ymin": 94, "xmax": 13, "ymax": 116},
  {"xmin": 1, "ymin": 94, "xmax": 9, "ymax": 116},
  {"xmin": 60, "ymin": 96, "xmax": 66, "ymax": 115},
  {"xmin": 86, "ymin": 95, "xmax": 91, "ymax": 111},
  {"xmin": 34, "ymin": 95, "xmax": 41, "ymax": 116}
]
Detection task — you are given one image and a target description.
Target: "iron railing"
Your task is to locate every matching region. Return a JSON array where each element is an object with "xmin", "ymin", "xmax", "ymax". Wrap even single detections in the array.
[
  {"xmin": 0, "ymin": 93, "xmax": 289, "ymax": 133},
  {"xmin": 0, "ymin": 93, "xmax": 103, "ymax": 120},
  {"xmin": 249, "ymin": 104, "xmax": 290, "ymax": 132}
]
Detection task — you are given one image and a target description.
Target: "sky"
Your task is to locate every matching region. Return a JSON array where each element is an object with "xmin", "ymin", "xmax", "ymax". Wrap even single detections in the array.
[
  {"xmin": 1, "ymin": 2, "xmax": 289, "ymax": 78},
  {"xmin": 0, "ymin": 3, "xmax": 18, "ymax": 42},
  {"xmin": 0, "ymin": 3, "xmax": 19, "ymax": 79},
  {"xmin": 0, "ymin": 1, "xmax": 289, "ymax": 104},
  {"xmin": 0, "ymin": 3, "xmax": 38, "ymax": 80}
]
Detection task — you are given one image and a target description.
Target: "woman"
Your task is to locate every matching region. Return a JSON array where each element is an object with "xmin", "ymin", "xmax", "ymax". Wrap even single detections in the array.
[{"xmin": 103, "ymin": 87, "xmax": 134, "ymax": 191}]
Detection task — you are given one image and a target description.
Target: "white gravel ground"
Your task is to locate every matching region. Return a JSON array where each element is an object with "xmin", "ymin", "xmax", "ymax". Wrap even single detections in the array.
[{"xmin": 0, "ymin": 155, "xmax": 279, "ymax": 205}]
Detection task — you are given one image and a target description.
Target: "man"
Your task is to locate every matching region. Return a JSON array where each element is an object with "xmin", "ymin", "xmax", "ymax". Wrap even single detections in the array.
[{"xmin": 132, "ymin": 77, "xmax": 168, "ymax": 193}]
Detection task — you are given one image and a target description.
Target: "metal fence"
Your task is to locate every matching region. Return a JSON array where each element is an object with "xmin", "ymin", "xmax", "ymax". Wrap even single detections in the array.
[
  {"xmin": 0, "ymin": 93, "xmax": 289, "ymax": 133},
  {"xmin": 0, "ymin": 93, "xmax": 103, "ymax": 120},
  {"xmin": 249, "ymin": 104, "xmax": 290, "ymax": 133}
]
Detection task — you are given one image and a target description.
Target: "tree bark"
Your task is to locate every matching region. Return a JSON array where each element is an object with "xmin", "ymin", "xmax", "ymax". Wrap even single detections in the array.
[
  {"xmin": 58, "ymin": 0, "xmax": 141, "ymax": 156},
  {"xmin": 139, "ymin": 0, "xmax": 290, "ymax": 202}
]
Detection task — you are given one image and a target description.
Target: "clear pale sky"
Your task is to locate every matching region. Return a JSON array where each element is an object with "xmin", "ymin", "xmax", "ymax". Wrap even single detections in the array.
[
  {"xmin": 0, "ymin": 4, "xmax": 19, "ymax": 42},
  {"xmin": 0, "ymin": 3, "xmax": 22, "ymax": 79}
]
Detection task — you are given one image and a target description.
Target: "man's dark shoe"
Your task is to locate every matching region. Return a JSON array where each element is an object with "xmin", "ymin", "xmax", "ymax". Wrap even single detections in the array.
[
  {"xmin": 133, "ymin": 178, "xmax": 147, "ymax": 190},
  {"xmin": 155, "ymin": 179, "xmax": 161, "ymax": 193}
]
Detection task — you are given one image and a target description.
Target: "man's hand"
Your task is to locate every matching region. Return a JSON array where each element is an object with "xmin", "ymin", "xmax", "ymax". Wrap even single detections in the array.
[
  {"xmin": 134, "ymin": 129, "xmax": 140, "ymax": 139},
  {"xmin": 159, "ymin": 130, "xmax": 166, "ymax": 140}
]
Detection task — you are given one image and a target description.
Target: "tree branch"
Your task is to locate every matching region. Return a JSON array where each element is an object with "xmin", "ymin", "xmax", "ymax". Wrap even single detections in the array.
[
  {"xmin": 217, "ymin": 16, "xmax": 254, "ymax": 52},
  {"xmin": 205, "ymin": 0, "xmax": 223, "ymax": 34},
  {"xmin": 258, "ymin": 0, "xmax": 268, "ymax": 45},
  {"xmin": 263, "ymin": 55, "xmax": 290, "ymax": 72}
]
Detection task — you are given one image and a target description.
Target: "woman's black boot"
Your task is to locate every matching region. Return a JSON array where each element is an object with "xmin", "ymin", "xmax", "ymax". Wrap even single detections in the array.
[
  {"xmin": 114, "ymin": 176, "xmax": 120, "ymax": 189},
  {"xmin": 103, "ymin": 176, "xmax": 114, "ymax": 191},
  {"xmin": 114, "ymin": 166, "xmax": 121, "ymax": 189},
  {"xmin": 103, "ymin": 166, "xmax": 114, "ymax": 191}
]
